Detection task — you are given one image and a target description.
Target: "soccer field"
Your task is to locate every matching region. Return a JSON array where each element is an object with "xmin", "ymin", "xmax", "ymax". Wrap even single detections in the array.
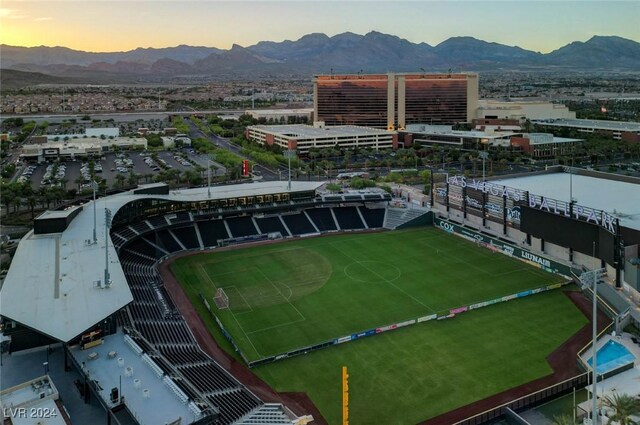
[{"xmin": 171, "ymin": 227, "xmax": 565, "ymax": 363}]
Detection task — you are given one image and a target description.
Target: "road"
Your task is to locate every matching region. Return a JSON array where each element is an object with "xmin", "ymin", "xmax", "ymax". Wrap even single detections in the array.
[
  {"xmin": 185, "ymin": 119, "xmax": 283, "ymax": 181},
  {"xmin": 0, "ymin": 110, "xmax": 245, "ymax": 124}
]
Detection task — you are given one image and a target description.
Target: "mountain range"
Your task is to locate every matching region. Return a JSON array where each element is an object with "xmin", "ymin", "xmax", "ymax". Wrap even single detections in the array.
[{"xmin": 2, "ymin": 32, "xmax": 639, "ymax": 84}]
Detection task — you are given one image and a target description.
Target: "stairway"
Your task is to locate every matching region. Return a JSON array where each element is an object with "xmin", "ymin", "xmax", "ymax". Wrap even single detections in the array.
[{"xmin": 383, "ymin": 207, "xmax": 429, "ymax": 229}]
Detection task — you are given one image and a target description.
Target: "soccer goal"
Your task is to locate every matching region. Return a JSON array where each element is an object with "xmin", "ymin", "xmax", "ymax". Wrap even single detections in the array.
[{"xmin": 213, "ymin": 288, "xmax": 229, "ymax": 310}]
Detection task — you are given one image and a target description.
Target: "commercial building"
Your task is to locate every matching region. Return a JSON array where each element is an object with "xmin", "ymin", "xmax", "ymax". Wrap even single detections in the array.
[
  {"xmin": 313, "ymin": 72, "xmax": 478, "ymax": 130},
  {"xmin": 532, "ymin": 119, "xmax": 640, "ymax": 142},
  {"xmin": 476, "ymin": 100, "xmax": 576, "ymax": 121},
  {"xmin": 402, "ymin": 125, "xmax": 582, "ymax": 159},
  {"xmin": 45, "ymin": 127, "xmax": 120, "ymax": 141},
  {"xmin": 245, "ymin": 108, "xmax": 313, "ymax": 122},
  {"xmin": 509, "ymin": 133, "xmax": 582, "ymax": 158},
  {"xmin": 21, "ymin": 137, "xmax": 147, "ymax": 162},
  {"xmin": 246, "ymin": 123, "xmax": 397, "ymax": 153}
]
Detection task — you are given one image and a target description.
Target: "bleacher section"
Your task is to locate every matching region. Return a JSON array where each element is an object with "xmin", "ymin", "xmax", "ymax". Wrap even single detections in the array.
[
  {"xmin": 197, "ymin": 220, "xmax": 230, "ymax": 247},
  {"xmin": 281, "ymin": 213, "xmax": 316, "ymax": 235},
  {"xmin": 147, "ymin": 215, "xmax": 169, "ymax": 229},
  {"xmin": 306, "ymin": 208, "xmax": 338, "ymax": 231},
  {"xmin": 333, "ymin": 206, "xmax": 366, "ymax": 230},
  {"xmin": 155, "ymin": 230, "xmax": 183, "ymax": 253},
  {"xmin": 173, "ymin": 226, "xmax": 200, "ymax": 250},
  {"xmin": 254, "ymin": 217, "xmax": 290, "ymax": 237},
  {"xmin": 226, "ymin": 217, "xmax": 259, "ymax": 238},
  {"xmin": 359, "ymin": 207, "xmax": 385, "ymax": 228},
  {"xmin": 119, "ymin": 239, "xmax": 270, "ymax": 425}
]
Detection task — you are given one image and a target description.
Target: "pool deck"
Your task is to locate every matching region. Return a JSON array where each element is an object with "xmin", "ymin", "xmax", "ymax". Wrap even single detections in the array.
[
  {"xmin": 578, "ymin": 332, "xmax": 640, "ymax": 418},
  {"xmin": 579, "ymin": 333, "xmax": 640, "ymax": 369}
]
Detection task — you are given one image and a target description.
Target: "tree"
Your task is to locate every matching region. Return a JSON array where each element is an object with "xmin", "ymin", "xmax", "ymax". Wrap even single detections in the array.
[
  {"xmin": 551, "ymin": 414, "xmax": 573, "ymax": 425},
  {"xmin": 602, "ymin": 392, "xmax": 640, "ymax": 425},
  {"xmin": 127, "ymin": 171, "xmax": 138, "ymax": 187},
  {"xmin": 113, "ymin": 174, "xmax": 126, "ymax": 188}
]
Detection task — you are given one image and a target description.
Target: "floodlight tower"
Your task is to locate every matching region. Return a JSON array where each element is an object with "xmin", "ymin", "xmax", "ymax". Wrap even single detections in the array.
[
  {"xmin": 104, "ymin": 208, "xmax": 112, "ymax": 288},
  {"xmin": 92, "ymin": 181, "xmax": 98, "ymax": 244}
]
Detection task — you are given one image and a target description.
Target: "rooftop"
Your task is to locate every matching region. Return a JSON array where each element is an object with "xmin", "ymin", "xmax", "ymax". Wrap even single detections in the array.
[
  {"xmin": 69, "ymin": 332, "xmax": 199, "ymax": 425},
  {"xmin": 0, "ymin": 181, "xmax": 323, "ymax": 342},
  {"xmin": 248, "ymin": 124, "xmax": 394, "ymax": 138},
  {"xmin": 532, "ymin": 118, "xmax": 640, "ymax": 132},
  {"xmin": 0, "ymin": 375, "xmax": 67, "ymax": 425},
  {"xmin": 491, "ymin": 172, "xmax": 640, "ymax": 231}
]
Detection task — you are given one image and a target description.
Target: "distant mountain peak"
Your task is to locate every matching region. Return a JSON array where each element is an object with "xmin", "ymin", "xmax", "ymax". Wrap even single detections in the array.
[{"xmin": 3, "ymin": 32, "xmax": 639, "ymax": 83}]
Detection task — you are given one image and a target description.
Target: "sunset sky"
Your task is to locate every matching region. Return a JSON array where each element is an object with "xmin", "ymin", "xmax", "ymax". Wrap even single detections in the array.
[{"xmin": 1, "ymin": 1, "xmax": 638, "ymax": 53}]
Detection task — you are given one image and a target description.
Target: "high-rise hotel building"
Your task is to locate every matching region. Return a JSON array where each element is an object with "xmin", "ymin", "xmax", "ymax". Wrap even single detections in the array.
[{"xmin": 313, "ymin": 72, "xmax": 478, "ymax": 130}]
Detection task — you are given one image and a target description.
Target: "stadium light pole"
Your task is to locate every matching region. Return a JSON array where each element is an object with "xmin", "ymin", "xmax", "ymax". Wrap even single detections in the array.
[
  {"xmin": 104, "ymin": 208, "xmax": 112, "ymax": 288},
  {"xmin": 287, "ymin": 150, "xmax": 292, "ymax": 191},
  {"xmin": 92, "ymin": 180, "xmax": 98, "ymax": 244},
  {"xmin": 207, "ymin": 158, "xmax": 211, "ymax": 198},
  {"xmin": 591, "ymin": 268, "xmax": 598, "ymax": 425}
]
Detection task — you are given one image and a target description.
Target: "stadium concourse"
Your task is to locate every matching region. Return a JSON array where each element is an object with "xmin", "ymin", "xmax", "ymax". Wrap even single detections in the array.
[{"xmin": 0, "ymin": 180, "xmax": 415, "ymax": 425}]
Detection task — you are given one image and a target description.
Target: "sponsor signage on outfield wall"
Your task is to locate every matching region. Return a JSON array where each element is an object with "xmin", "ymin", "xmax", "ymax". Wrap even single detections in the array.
[
  {"xmin": 417, "ymin": 314, "xmax": 437, "ymax": 323},
  {"xmin": 450, "ymin": 306, "xmax": 468, "ymax": 315},
  {"xmin": 443, "ymin": 175, "xmax": 616, "ymax": 233},
  {"xmin": 434, "ymin": 217, "xmax": 572, "ymax": 276}
]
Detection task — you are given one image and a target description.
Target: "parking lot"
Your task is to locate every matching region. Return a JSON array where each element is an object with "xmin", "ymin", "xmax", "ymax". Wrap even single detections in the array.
[{"xmin": 19, "ymin": 149, "xmax": 224, "ymax": 192}]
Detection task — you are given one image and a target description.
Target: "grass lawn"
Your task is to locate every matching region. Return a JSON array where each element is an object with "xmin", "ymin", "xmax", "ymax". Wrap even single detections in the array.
[
  {"xmin": 171, "ymin": 227, "xmax": 589, "ymax": 424},
  {"xmin": 254, "ymin": 289, "xmax": 588, "ymax": 424},
  {"xmin": 171, "ymin": 227, "xmax": 565, "ymax": 362}
]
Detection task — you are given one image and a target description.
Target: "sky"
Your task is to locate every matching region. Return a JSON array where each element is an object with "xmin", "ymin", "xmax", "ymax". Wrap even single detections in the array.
[{"xmin": 1, "ymin": 1, "xmax": 638, "ymax": 53}]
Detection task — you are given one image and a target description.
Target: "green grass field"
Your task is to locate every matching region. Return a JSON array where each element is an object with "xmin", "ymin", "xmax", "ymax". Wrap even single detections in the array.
[
  {"xmin": 171, "ymin": 227, "xmax": 589, "ymax": 424},
  {"xmin": 172, "ymin": 227, "xmax": 565, "ymax": 362}
]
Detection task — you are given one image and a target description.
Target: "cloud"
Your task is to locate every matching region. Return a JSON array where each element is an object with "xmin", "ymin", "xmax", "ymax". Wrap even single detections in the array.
[
  {"xmin": 34, "ymin": 16, "xmax": 53, "ymax": 21},
  {"xmin": 0, "ymin": 8, "xmax": 29, "ymax": 19}
]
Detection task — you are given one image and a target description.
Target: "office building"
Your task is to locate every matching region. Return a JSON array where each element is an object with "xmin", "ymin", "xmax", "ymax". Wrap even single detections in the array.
[
  {"xmin": 246, "ymin": 123, "xmax": 397, "ymax": 153},
  {"xmin": 314, "ymin": 73, "xmax": 478, "ymax": 130}
]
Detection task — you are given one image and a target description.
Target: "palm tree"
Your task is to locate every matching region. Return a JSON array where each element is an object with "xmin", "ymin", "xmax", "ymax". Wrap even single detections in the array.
[
  {"xmin": 551, "ymin": 414, "xmax": 573, "ymax": 425},
  {"xmin": 602, "ymin": 392, "xmax": 640, "ymax": 425}
]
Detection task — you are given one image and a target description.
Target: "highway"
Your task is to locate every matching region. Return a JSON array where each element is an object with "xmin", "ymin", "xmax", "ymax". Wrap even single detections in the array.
[{"xmin": 0, "ymin": 110, "xmax": 244, "ymax": 124}]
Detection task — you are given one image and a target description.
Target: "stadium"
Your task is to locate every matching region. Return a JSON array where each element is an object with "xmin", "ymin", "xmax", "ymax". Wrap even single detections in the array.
[{"xmin": 1, "ymin": 167, "xmax": 640, "ymax": 425}]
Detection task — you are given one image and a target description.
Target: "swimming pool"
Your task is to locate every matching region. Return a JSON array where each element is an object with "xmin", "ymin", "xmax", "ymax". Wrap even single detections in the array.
[{"xmin": 587, "ymin": 340, "xmax": 636, "ymax": 375}]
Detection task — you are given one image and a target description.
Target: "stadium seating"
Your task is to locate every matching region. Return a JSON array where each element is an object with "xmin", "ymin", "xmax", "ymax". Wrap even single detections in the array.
[
  {"xmin": 197, "ymin": 220, "xmax": 230, "ymax": 247},
  {"xmin": 254, "ymin": 216, "xmax": 290, "ymax": 237},
  {"xmin": 226, "ymin": 216, "xmax": 259, "ymax": 238},
  {"xmin": 167, "ymin": 211, "xmax": 192, "ymax": 225},
  {"xmin": 172, "ymin": 226, "xmax": 200, "ymax": 250},
  {"xmin": 155, "ymin": 229, "xmax": 183, "ymax": 253},
  {"xmin": 306, "ymin": 208, "xmax": 338, "ymax": 231},
  {"xmin": 281, "ymin": 213, "xmax": 316, "ymax": 235},
  {"xmin": 358, "ymin": 207, "xmax": 385, "ymax": 228},
  {"xmin": 333, "ymin": 206, "xmax": 366, "ymax": 230},
  {"xmin": 147, "ymin": 215, "xmax": 169, "ymax": 229},
  {"xmin": 119, "ymin": 238, "xmax": 269, "ymax": 424}
]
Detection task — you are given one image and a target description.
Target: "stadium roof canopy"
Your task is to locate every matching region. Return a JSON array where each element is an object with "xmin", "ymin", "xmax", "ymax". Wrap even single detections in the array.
[
  {"xmin": 0, "ymin": 181, "xmax": 323, "ymax": 342},
  {"xmin": 491, "ymin": 172, "xmax": 640, "ymax": 231}
]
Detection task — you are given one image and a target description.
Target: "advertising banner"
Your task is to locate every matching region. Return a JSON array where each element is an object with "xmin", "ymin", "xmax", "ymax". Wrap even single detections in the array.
[{"xmin": 434, "ymin": 217, "xmax": 572, "ymax": 277}]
